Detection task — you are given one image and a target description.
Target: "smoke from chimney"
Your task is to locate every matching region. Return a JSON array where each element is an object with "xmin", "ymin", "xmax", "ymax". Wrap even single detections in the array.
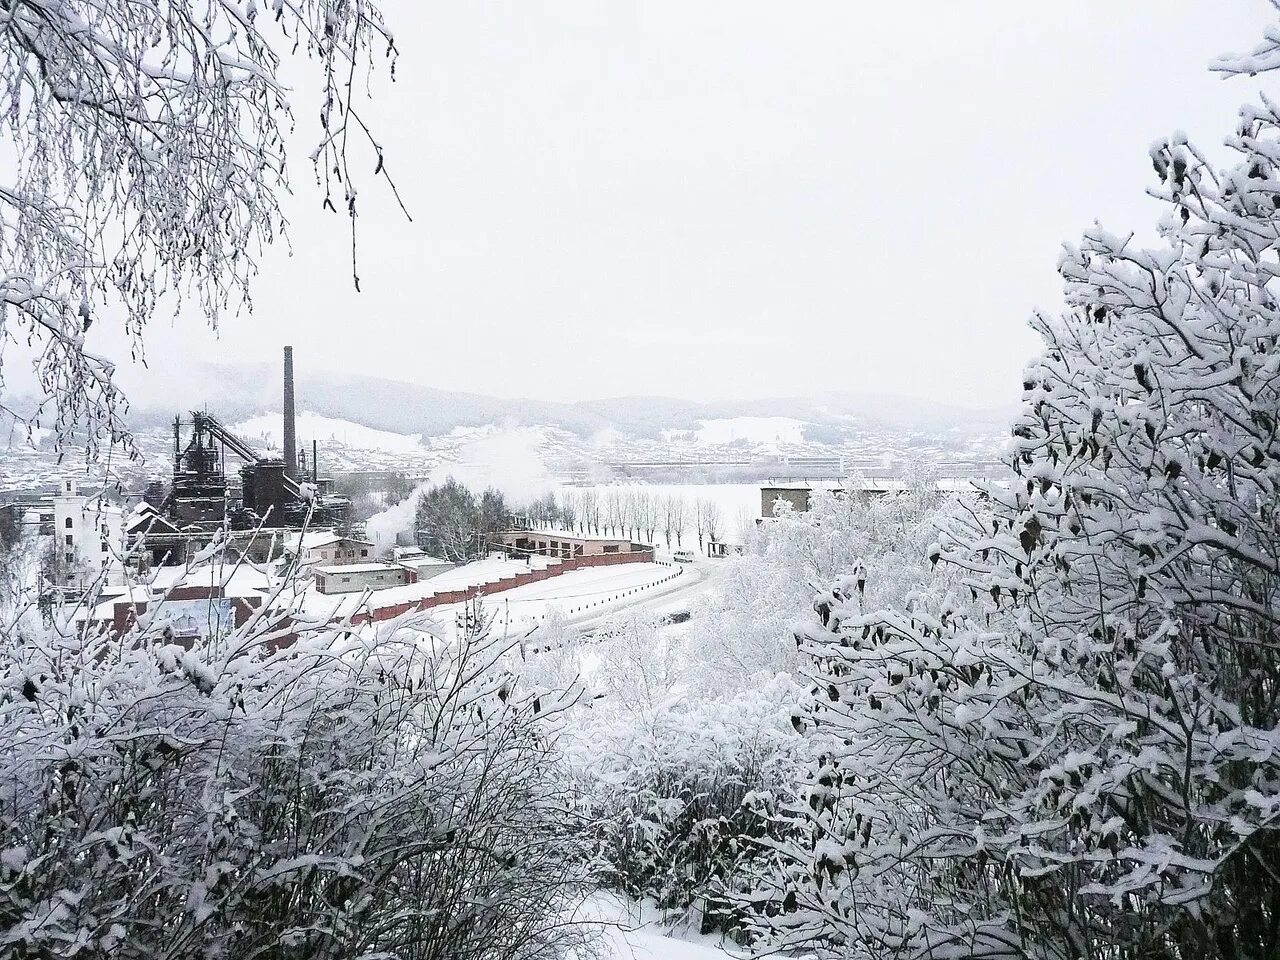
[{"xmin": 283, "ymin": 346, "xmax": 297, "ymax": 479}]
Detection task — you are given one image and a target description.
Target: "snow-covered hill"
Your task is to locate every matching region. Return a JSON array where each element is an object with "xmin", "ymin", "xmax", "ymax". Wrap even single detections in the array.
[{"xmin": 231, "ymin": 412, "xmax": 424, "ymax": 455}]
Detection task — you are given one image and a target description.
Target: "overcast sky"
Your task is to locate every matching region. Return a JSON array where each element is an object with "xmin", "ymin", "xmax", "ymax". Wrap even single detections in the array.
[{"xmin": 108, "ymin": 0, "xmax": 1273, "ymax": 410}]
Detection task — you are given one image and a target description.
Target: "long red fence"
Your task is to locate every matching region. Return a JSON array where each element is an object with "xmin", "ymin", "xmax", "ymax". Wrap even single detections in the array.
[
  {"xmin": 349, "ymin": 548, "xmax": 657, "ymax": 625},
  {"xmin": 109, "ymin": 548, "xmax": 660, "ymax": 641}
]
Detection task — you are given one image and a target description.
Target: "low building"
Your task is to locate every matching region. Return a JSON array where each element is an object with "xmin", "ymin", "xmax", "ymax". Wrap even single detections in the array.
[
  {"xmin": 314, "ymin": 562, "xmax": 418, "ymax": 595},
  {"xmin": 283, "ymin": 532, "xmax": 375, "ymax": 568},
  {"xmin": 394, "ymin": 549, "xmax": 456, "ymax": 581},
  {"xmin": 489, "ymin": 529, "xmax": 646, "ymax": 560}
]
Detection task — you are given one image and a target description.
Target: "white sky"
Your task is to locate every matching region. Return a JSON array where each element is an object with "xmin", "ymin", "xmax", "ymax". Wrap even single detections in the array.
[{"xmin": 106, "ymin": 0, "xmax": 1274, "ymax": 410}]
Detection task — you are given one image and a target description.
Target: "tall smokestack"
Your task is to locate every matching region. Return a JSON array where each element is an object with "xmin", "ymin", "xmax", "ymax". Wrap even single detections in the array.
[{"xmin": 283, "ymin": 346, "xmax": 297, "ymax": 479}]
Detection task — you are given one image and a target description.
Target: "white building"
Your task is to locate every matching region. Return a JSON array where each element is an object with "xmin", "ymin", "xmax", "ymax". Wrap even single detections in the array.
[
  {"xmin": 282, "ymin": 531, "xmax": 376, "ymax": 569},
  {"xmin": 314, "ymin": 562, "xmax": 417, "ymax": 595},
  {"xmin": 393, "ymin": 546, "xmax": 456, "ymax": 580},
  {"xmin": 52, "ymin": 479, "xmax": 125, "ymax": 589}
]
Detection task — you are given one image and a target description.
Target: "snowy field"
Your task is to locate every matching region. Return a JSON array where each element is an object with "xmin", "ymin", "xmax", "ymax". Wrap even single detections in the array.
[{"xmin": 472, "ymin": 561, "xmax": 687, "ymax": 635}]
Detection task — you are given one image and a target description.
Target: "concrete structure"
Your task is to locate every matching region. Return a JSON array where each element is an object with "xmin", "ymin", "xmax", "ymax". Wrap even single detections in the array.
[
  {"xmin": 761, "ymin": 477, "xmax": 986, "ymax": 516},
  {"xmin": 761, "ymin": 483, "xmax": 822, "ymax": 516},
  {"xmin": 314, "ymin": 562, "xmax": 418, "ymax": 595},
  {"xmin": 52, "ymin": 480, "xmax": 124, "ymax": 588},
  {"xmin": 393, "ymin": 547, "xmax": 456, "ymax": 581},
  {"xmin": 489, "ymin": 529, "xmax": 646, "ymax": 560},
  {"xmin": 283, "ymin": 345, "xmax": 297, "ymax": 480}
]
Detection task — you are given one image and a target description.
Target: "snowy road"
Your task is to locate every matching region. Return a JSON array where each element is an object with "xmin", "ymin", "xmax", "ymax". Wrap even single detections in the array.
[{"xmin": 569, "ymin": 560, "xmax": 715, "ymax": 629}]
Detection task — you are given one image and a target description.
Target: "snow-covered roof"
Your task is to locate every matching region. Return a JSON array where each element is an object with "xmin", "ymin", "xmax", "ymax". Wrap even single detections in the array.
[
  {"xmin": 125, "ymin": 504, "xmax": 181, "ymax": 534},
  {"xmin": 497, "ymin": 528, "xmax": 633, "ymax": 543},
  {"xmin": 280, "ymin": 530, "xmax": 373, "ymax": 553},
  {"xmin": 398, "ymin": 554, "xmax": 453, "ymax": 567},
  {"xmin": 143, "ymin": 561, "xmax": 274, "ymax": 597},
  {"xmin": 315, "ymin": 562, "xmax": 404, "ymax": 575}
]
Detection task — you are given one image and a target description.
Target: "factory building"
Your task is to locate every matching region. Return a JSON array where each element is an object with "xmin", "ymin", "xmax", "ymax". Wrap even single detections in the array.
[{"xmin": 132, "ymin": 347, "xmax": 353, "ymax": 568}]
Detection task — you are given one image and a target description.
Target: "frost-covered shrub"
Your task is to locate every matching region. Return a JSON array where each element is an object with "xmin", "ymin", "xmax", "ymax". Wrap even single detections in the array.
[
  {"xmin": 567, "ymin": 667, "xmax": 807, "ymax": 938},
  {"xmin": 683, "ymin": 475, "xmax": 953, "ymax": 691},
  {"xmin": 0, "ymin": 594, "xmax": 588, "ymax": 959},
  {"xmin": 756, "ymin": 29, "xmax": 1280, "ymax": 960}
]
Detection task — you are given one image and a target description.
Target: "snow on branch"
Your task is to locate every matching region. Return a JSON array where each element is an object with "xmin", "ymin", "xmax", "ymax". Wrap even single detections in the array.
[{"xmin": 0, "ymin": 0, "xmax": 404, "ymax": 460}]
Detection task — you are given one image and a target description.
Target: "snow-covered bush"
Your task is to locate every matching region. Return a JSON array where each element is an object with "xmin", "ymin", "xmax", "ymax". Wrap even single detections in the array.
[
  {"xmin": 755, "ymin": 31, "xmax": 1280, "ymax": 960},
  {"xmin": 527, "ymin": 487, "xmax": 951, "ymax": 940},
  {"xmin": 567, "ymin": 669, "xmax": 807, "ymax": 938},
  {"xmin": 685, "ymin": 474, "xmax": 953, "ymax": 690},
  {"xmin": 0, "ymin": 592, "xmax": 588, "ymax": 959}
]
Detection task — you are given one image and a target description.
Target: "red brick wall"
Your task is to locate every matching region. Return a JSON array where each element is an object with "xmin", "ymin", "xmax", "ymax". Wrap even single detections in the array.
[
  {"xmin": 350, "ymin": 547, "xmax": 656, "ymax": 626},
  {"xmin": 108, "ymin": 548, "xmax": 658, "ymax": 645}
]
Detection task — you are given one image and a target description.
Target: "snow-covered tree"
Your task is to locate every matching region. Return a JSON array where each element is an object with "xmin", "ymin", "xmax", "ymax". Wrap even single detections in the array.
[
  {"xmin": 701, "ymin": 500, "xmax": 723, "ymax": 546},
  {"xmin": 0, "ymin": 0, "xmax": 402, "ymax": 458},
  {"xmin": 0, "ymin": 578, "xmax": 589, "ymax": 958},
  {"xmin": 758, "ymin": 34, "xmax": 1280, "ymax": 960},
  {"xmin": 681, "ymin": 480, "xmax": 951, "ymax": 692},
  {"xmin": 670, "ymin": 495, "xmax": 688, "ymax": 547},
  {"xmin": 547, "ymin": 611, "xmax": 808, "ymax": 938},
  {"xmin": 604, "ymin": 488, "xmax": 626, "ymax": 538},
  {"xmin": 415, "ymin": 477, "xmax": 480, "ymax": 561}
]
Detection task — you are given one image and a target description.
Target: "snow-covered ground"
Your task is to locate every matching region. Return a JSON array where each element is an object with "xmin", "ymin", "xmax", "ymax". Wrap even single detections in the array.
[
  {"xmin": 570, "ymin": 893, "xmax": 740, "ymax": 960},
  {"xmin": 476, "ymin": 561, "xmax": 688, "ymax": 635}
]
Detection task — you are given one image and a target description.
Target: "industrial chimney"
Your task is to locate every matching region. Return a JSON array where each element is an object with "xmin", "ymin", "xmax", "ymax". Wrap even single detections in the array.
[{"xmin": 283, "ymin": 345, "xmax": 297, "ymax": 480}]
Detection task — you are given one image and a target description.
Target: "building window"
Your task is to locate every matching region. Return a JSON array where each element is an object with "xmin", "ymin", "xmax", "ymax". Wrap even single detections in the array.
[
  {"xmin": 65, "ymin": 534, "xmax": 73, "ymax": 547},
  {"xmin": 65, "ymin": 552, "xmax": 74, "ymax": 565},
  {"xmin": 603, "ymin": 545, "xmax": 620, "ymax": 554},
  {"xmin": 64, "ymin": 517, "xmax": 73, "ymax": 529},
  {"xmin": 361, "ymin": 549, "xmax": 368, "ymax": 558},
  {"xmin": 341, "ymin": 576, "xmax": 351, "ymax": 584}
]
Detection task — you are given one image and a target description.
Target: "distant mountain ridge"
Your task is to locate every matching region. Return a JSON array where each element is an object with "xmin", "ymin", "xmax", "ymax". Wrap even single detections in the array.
[{"xmin": 118, "ymin": 361, "xmax": 1016, "ymax": 444}]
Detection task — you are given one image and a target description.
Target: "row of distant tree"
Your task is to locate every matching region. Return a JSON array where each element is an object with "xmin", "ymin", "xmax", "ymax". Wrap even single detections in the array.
[
  {"xmin": 536, "ymin": 487, "xmax": 725, "ymax": 550},
  {"xmin": 413, "ymin": 481, "xmax": 729, "ymax": 561}
]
